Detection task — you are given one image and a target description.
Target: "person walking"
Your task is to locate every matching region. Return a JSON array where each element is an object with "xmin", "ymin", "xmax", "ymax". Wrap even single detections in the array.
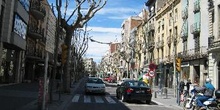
[{"xmin": 186, "ymin": 78, "xmax": 192, "ymax": 97}]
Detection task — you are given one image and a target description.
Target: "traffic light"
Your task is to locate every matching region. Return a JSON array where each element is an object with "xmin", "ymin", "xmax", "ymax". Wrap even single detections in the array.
[
  {"xmin": 176, "ymin": 58, "xmax": 181, "ymax": 72},
  {"xmin": 61, "ymin": 44, "xmax": 68, "ymax": 64}
]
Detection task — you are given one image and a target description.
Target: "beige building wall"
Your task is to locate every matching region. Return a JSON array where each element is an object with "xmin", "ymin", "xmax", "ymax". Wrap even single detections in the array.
[{"xmin": 155, "ymin": 0, "xmax": 182, "ymax": 65}]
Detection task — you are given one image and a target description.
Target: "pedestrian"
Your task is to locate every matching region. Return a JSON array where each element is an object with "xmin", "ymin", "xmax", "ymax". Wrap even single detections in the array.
[
  {"xmin": 179, "ymin": 80, "xmax": 185, "ymax": 93},
  {"xmin": 186, "ymin": 78, "xmax": 192, "ymax": 97}
]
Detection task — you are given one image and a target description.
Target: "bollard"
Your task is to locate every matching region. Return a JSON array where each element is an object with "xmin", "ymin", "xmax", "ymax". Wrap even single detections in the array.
[
  {"xmin": 154, "ymin": 91, "xmax": 157, "ymax": 98},
  {"xmin": 164, "ymin": 87, "xmax": 168, "ymax": 98}
]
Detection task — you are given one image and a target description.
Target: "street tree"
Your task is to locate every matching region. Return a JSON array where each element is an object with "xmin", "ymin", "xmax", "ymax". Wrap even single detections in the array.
[
  {"xmin": 71, "ymin": 25, "xmax": 90, "ymax": 82},
  {"xmin": 55, "ymin": 0, "xmax": 107, "ymax": 93}
]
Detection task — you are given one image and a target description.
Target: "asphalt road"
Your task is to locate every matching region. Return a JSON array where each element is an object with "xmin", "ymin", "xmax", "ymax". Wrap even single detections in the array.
[{"xmin": 64, "ymin": 82, "xmax": 179, "ymax": 110}]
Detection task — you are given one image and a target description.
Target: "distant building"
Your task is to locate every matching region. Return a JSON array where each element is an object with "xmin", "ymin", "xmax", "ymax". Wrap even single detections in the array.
[{"xmin": 84, "ymin": 58, "xmax": 96, "ymax": 75}]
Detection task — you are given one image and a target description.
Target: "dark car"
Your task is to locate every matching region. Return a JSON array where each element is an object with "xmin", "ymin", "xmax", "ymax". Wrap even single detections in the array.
[{"xmin": 116, "ymin": 80, "xmax": 152, "ymax": 104}]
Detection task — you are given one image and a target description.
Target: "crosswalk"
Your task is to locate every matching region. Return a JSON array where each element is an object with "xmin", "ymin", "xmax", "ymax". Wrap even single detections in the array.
[{"xmin": 71, "ymin": 94, "xmax": 117, "ymax": 104}]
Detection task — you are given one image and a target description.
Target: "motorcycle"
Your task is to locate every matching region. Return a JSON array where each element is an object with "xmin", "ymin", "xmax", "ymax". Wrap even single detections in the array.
[
  {"xmin": 184, "ymin": 87, "xmax": 220, "ymax": 110},
  {"xmin": 203, "ymin": 89, "xmax": 220, "ymax": 110}
]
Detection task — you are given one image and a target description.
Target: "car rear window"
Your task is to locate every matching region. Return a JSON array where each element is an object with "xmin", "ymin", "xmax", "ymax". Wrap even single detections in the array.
[
  {"xmin": 88, "ymin": 78, "xmax": 104, "ymax": 84},
  {"xmin": 128, "ymin": 81, "xmax": 148, "ymax": 87}
]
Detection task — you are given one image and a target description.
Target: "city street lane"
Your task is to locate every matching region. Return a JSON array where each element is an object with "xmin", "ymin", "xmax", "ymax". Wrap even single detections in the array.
[{"xmin": 65, "ymin": 82, "xmax": 181, "ymax": 110}]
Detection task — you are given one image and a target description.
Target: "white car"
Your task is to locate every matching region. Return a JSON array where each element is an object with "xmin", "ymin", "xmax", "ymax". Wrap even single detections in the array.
[{"xmin": 85, "ymin": 77, "xmax": 106, "ymax": 94}]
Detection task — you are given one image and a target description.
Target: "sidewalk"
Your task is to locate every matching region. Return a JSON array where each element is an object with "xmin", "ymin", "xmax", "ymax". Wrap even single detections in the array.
[
  {"xmin": 18, "ymin": 77, "xmax": 87, "ymax": 110},
  {"xmin": 152, "ymin": 87, "xmax": 183, "ymax": 110}
]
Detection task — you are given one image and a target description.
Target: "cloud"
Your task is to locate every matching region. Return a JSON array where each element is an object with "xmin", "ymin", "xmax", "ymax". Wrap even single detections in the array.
[
  {"xmin": 87, "ymin": 26, "xmax": 121, "ymax": 33},
  {"xmin": 97, "ymin": 7, "xmax": 139, "ymax": 15}
]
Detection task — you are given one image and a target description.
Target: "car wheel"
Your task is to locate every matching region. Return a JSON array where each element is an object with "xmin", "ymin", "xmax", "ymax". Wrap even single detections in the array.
[
  {"xmin": 121, "ymin": 94, "xmax": 127, "ymax": 102},
  {"xmin": 146, "ymin": 100, "xmax": 151, "ymax": 104}
]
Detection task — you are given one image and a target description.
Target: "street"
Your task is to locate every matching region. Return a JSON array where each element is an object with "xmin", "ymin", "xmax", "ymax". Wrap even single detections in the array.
[
  {"xmin": 64, "ymin": 82, "xmax": 181, "ymax": 110},
  {"xmin": 0, "ymin": 78, "xmax": 182, "ymax": 110}
]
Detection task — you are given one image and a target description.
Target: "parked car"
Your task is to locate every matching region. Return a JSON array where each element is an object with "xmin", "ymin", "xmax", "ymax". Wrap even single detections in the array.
[
  {"xmin": 107, "ymin": 76, "xmax": 116, "ymax": 83},
  {"xmin": 103, "ymin": 76, "xmax": 110, "ymax": 81},
  {"xmin": 85, "ymin": 77, "xmax": 106, "ymax": 94},
  {"xmin": 116, "ymin": 80, "xmax": 152, "ymax": 104},
  {"xmin": 117, "ymin": 78, "xmax": 130, "ymax": 86}
]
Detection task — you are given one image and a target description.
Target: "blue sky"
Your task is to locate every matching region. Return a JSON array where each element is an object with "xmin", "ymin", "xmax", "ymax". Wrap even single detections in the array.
[{"xmin": 48, "ymin": 0, "xmax": 147, "ymax": 63}]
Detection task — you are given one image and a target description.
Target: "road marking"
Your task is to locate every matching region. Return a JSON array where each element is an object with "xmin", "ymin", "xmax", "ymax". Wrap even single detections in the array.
[
  {"xmin": 84, "ymin": 95, "xmax": 91, "ymax": 103},
  {"xmin": 105, "ymin": 96, "xmax": 116, "ymax": 104},
  {"xmin": 72, "ymin": 94, "xmax": 80, "ymax": 102},
  {"xmin": 94, "ymin": 96, "xmax": 104, "ymax": 103}
]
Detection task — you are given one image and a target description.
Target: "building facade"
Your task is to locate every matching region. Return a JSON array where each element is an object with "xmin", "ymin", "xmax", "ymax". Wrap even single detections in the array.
[
  {"xmin": 0, "ymin": 0, "xmax": 29, "ymax": 84},
  {"xmin": 207, "ymin": 0, "xmax": 220, "ymax": 89}
]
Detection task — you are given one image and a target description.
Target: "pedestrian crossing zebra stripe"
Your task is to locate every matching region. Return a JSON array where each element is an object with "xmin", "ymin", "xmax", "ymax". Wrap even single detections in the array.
[
  {"xmin": 105, "ymin": 96, "xmax": 116, "ymax": 104},
  {"xmin": 71, "ymin": 94, "xmax": 116, "ymax": 104},
  {"xmin": 94, "ymin": 96, "xmax": 104, "ymax": 103},
  {"xmin": 84, "ymin": 95, "xmax": 91, "ymax": 103},
  {"xmin": 72, "ymin": 94, "xmax": 80, "ymax": 102}
]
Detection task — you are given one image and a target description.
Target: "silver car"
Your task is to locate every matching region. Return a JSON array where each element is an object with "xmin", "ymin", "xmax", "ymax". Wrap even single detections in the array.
[{"xmin": 85, "ymin": 77, "xmax": 106, "ymax": 94}]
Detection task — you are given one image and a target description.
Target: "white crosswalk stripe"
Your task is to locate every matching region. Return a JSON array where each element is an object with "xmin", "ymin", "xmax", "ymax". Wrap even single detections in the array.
[
  {"xmin": 84, "ymin": 95, "xmax": 91, "ymax": 103},
  {"xmin": 94, "ymin": 96, "xmax": 104, "ymax": 103},
  {"xmin": 105, "ymin": 96, "xmax": 116, "ymax": 104},
  {"xmin": 71, "ymin": 94, "xmax": 117, "ymax": 104},
  {"xmin": 72, "ymin": 94, "xmax": 80, "ymax": 102}
]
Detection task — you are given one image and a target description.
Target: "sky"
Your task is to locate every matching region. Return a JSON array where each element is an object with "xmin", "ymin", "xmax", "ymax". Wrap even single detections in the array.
[{"xmin": 48, "ymin": 0, "xmax": 147, "ymax": 63}]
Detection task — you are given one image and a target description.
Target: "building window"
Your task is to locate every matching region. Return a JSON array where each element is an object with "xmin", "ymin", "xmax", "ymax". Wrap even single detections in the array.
[{"xmin": 13, "ymin": 14, "xmax": 27, "ymax": 39}]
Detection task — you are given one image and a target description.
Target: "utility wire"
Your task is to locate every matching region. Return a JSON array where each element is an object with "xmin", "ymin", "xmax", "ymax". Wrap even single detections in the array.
[{"xmin": 89, "ymin": 38, "xmax": 111, "ymax": 45}]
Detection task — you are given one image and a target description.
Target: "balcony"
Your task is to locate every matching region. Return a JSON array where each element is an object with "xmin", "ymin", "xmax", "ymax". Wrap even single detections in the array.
[
  {"xmin": 190, "ymin": 22, "xmax": 200, "ymax": 35},
  {"xmin": 27, "ymin": 23, "xmax": 44, "ymax": 39},
  {"xmin": 30, "ymin": 1, "xmax": 46, "ymax": 20},
  {"xmin": 182, "ymin": 7, "xmax": 188, "ymax": 19},
  {"xmin": 208, "ymin": 36, "xmax": 220, "ymax": 52},
  {"xmin": 149, "ymin": 23, "xmax": 155, "ymax": 31},
  {"xmin": 148, "ymin": 41, "xmax": 155, "ymax": 51},
  {"xmin": 167, "ymin": 36, "xmax": 171, "ymax": 44},
  {"xmin": 193, "ymin": 0, "xmax": 200, "ymax": 13},
  {"xmin": 26, "ymin": 48, "xmax": 44, "ymax": 60},
  {"xmin": 156, "ymin": 40, "xmax": 164, "ymax": 49},
  {"xmin": 179, "ymin": 46, "xmax": 208, "ymax": 61}
]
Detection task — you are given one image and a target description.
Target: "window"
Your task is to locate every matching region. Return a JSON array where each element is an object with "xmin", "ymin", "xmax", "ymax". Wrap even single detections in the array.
[{"xmin": 13, "ymin": 14, "xmax": 27, "ymax": 39}]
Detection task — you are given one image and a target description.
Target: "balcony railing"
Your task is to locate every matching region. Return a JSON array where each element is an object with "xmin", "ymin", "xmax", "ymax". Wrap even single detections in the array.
[
  {"xmin": 167, "ymin": 36, "xmax": 171, "ymax": 44},
  {"xmin": 193, "ymin": 0, "xmax": 200, "ymax": 13},
  {"xmin": 26, "ymin": 48, "xmax": 44, "ymax": 59},
  {"xmin": 156, "ymin": 40, "xmax": 164, "ymax": 48},
  {"xmin": 179, "ymin": 46, "xmax": 208, "ymax": 60},
  {"xmin": 182, "ymin": 7, "xmax": 188, "ymax": 19},
  {"xmin": 208, "ymin": 36, "xmax": 220, "ymax": 52},
  {"xmin": 30, "ymin": 0, "xmax": 46, "ymax": 20},
  {"xmin": 149, "ymin": 23, "xmax": 155, "ymax": 31},
  {"xmin": 148, "ymin": 41, "xmax": 155, "ymax": 51},
  {"xmin": 190, "ymin": 22, "xmax": 200, "ymax": 35},
  {"xmin": 27, "ymin": 23, "xmax": 44, "ymax": 39}
]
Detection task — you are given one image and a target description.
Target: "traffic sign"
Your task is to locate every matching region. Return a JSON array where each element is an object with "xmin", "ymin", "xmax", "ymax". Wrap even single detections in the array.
[{"xmin": 148, "ymin": 70, "xmax": 155, "ymax": 77}]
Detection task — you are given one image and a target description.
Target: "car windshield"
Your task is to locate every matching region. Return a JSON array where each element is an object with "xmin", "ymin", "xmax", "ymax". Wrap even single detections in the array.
[
  {"xmin": 127, "ymin": 81, "xmax": 149, "ymax": 87},
  {"xmin": 88, "ymin": 78, "xmax": 104, "ymax": 84}
]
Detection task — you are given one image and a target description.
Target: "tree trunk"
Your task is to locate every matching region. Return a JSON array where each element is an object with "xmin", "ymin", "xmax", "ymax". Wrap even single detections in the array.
[{"xmin": 63, "ymin": 30, "xmax": 73, "ymax": 93}]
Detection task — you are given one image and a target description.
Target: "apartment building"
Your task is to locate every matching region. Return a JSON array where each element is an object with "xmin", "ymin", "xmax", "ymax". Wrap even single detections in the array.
[
  {"xmin": 120, "ymin": 16, "xmax": 142, "ymax": 78},
  {"xmin": 153, "ymin": 0, "xmax": 182, "ymax": 88},
  {"xmin": 180, "ymin": 0, "xmax": 209, "ymax": 86},
  {"xmin": 0, "ymin": 0, "xmax": 29, "ymax": 84},
  {"xmin": 207, "ymin": 0, "xmax": 220, "ymax": 89},
  {"xmin": 25, "ymin": 0, "xmax": 51, "ymax": 82}
]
